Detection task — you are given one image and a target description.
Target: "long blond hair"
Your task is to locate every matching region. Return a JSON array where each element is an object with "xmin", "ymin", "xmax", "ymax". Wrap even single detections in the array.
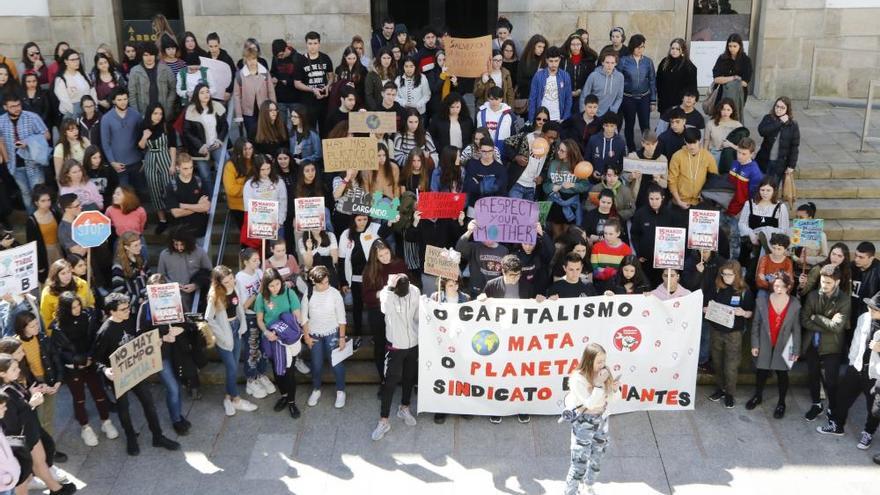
[
  {"xmin": 209, "ymin": 265, "xmax": 234, "ymax": 310},
  {"xmin": 115, "ymin": 231, "xmax": 144, "ymax": 278},
  {"xmin": 576, "ymin": 343, "xmax": 613, "ymax": 389}
]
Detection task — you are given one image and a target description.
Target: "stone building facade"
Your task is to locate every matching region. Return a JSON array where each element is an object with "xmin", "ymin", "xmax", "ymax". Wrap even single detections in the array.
[{"xmin": 1, "ymin": 0, "xmax": 878, "ymax": 100}]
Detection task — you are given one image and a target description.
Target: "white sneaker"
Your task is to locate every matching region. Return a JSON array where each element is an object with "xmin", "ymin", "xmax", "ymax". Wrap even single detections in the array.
[
  {"xmin": 258, "ymin": 375, "xmax": 277, "ymax": 395},
  {"xmin": 51, "ymin": 465, "xmax": 69, "ymax": 482},
  {"xmin": 335, "ymin": 391, "xmax": 346, "ymax": 409},
  {"xmin": 295, "ymin": 359, "xmax": 311, "ymax": 375},
  {"xmin": 223, "ymin": 397, "xmax": 236, "ymax": 416},
  {"xmin": 246, "ymin": 379, "xmax": 267, "ymax": 399},
  {"xmin": 101, "ymin": 419, "xmax": 119, "ymax": 439},
  {"xmin": 28, "ymin": 476, "xmax": 47, "ymax": 490},
  {"xmin": 307, "ymin": 389, "xmax": 322, "ymax": 407},
  {"xmin": 397, "ymin": 406, "xmax": 417, "ymax": 426},
  {"xmin": 371, "ymin": 421, "xmax": 391, "ymax": 441},
  {"xmin": 81, "ymin": 425, "xmax": 99, "ymax": 446},
  {"xmin": 233, "ymin": 398, "xmax": 258, "ymax": 412}
]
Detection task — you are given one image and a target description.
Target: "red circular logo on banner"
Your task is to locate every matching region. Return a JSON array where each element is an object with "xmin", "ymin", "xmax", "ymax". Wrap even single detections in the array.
[{"xmin": 613, "ymin": 326, "xmax": 642, "ymax": 352}]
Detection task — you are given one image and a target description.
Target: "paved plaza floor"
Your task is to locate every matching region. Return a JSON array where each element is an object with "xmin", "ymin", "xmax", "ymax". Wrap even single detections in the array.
[{"xmin": 47, "ymin": 382, "xmax": 878, "ymax": 495}]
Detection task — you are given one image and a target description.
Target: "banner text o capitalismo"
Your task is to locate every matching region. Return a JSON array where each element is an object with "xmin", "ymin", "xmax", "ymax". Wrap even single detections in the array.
[{"xmin": 417, "ymin": 292, "xmax": 703, "ymax": 416}]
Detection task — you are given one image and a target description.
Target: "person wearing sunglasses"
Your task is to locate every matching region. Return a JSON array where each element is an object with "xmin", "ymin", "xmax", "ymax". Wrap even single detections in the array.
[{"xmin": 93, "ymin": 292, "xmax": 180, "ymax": 456}]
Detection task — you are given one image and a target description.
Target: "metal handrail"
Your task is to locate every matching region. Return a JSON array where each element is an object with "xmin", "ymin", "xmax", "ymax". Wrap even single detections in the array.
[
  {"xmin": 861, "ymin": 80, "xmax": 880, "ymax": 153},
  {"xmin": 192, "ymin": 98, "xmax": 236, "ymax": 310}
]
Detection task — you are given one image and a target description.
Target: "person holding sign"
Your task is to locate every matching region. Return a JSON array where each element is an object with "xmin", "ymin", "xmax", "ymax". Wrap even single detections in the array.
[
  {"xmin": 474, "ymin": 50, "xmax": 514, "ymax": 109},
  {"xmin": 792, "ymin": 202, "xmax": 829, "ymax": 271},
  {"xmin": 705, "ymin": 261, "xmax": 754, "ymax": 409},
  {"xmin": 157, "ymin": 228, "xmax": 211, "ymax": 311},
  {"xmin": 463, "ymin": 137, "xmax": 507, "ymax": 211},
  {"xmin": 93, "ymin": 293, "xmax": 180, "ymax": 456},
  {"xmin": 746, "ymin": 273, "xmax": 800, "ymax": 419}
]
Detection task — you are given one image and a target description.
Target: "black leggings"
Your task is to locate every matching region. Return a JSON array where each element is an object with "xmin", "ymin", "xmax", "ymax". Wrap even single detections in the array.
[
  {"xmin": 380, "ymin": 347, "xmax": 419, "ymax": 418},
  {"xmin": 754, "ymin": 369, "xmax": 790, "ymax": 404},
  {"xmin": 273, "ymin": 358, "xmax": 298, "ymax": 405},
  {"xmin": 368, "ymin": 308, "xmax": 387, "ymax": 382}
]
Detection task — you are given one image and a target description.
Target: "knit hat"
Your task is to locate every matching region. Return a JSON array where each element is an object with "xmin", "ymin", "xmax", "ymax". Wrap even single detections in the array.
[
  {"xmin": 394, "ymin": 24, "xmax": 408, "ymax": 35},
  {"xmin": 271, "ymin": 39, "xmax": 288, "ymax": 56}
]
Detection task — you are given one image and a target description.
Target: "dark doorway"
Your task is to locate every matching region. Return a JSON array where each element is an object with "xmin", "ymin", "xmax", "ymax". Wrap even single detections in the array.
[
  {"xmin": 371, "ymin": 0, "xmax": 497, "ymax": 39},
  {"xmin": 114, "ymin": 0, "xmax": 184, "ymax": 53}
]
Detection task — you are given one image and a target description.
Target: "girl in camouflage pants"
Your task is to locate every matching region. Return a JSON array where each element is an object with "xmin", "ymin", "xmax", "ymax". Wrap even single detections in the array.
[{"xmin": 563, "ymin": 343, "xmax": 617, "ymax": 495}]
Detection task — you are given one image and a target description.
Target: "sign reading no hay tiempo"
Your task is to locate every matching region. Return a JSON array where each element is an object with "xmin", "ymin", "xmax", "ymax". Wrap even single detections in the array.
[{"xmin": 418, "ymin": 292, "xmax": 703, "ymax": 416}]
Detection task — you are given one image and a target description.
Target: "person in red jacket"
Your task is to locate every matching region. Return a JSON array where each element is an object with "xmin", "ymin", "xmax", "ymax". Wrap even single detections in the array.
[{"xmin": 725, "ymin": 137, "xmax": 763, "ymax": 261}]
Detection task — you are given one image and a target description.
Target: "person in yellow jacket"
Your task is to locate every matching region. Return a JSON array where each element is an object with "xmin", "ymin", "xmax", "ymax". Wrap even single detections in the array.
[
  {"xmin": 668, "ymin": 127, "xmax": 718, "ymax": 228},
  {"xmin": 39, "ymin": 258, "xmax": 95, "ymax": 332},
  {"xmin": 223, "ymin": 138, "xmax": 254, "ymax": 230}
]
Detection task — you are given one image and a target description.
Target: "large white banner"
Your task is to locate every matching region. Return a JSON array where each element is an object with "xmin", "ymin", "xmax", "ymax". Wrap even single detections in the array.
[{"xmin": 418, "ymin": 292, "xmax": 703, "ymax": 416}]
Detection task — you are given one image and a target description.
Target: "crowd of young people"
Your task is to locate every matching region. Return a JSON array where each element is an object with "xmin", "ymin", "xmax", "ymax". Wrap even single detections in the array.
[{"xmin": 0, "ymin": 12, "xmax": 878, "ymax": 495}]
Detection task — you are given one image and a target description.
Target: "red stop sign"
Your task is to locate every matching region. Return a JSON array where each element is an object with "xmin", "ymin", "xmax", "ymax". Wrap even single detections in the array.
[{"xmin": 71, "ymin": 211, "xmax": 112, "ymax": 248}]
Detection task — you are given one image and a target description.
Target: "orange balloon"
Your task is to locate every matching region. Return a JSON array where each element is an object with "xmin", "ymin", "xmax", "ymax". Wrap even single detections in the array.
[
  {"xmin": 574, "ymin": 161, "xmax": 593, "ymax": 179},
  {"xmin": 531, "ymin": 137, "xmax": 549, "ymax": 158}
]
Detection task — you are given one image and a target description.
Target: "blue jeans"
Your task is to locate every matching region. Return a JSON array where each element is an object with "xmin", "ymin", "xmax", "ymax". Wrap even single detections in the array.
[
  {"xmin": 243, "ymin": 314, "xmax": 268, "ymax": 378},
  {"xmin": 700, "ymin": 321, "xmax": 711, "ymax": 365},
  {"xmin": 194, "ymin": 147, "xmax": 224, "ymax": 192},
  {"xmin": 12, "ymin": 162, "xmax": 45, "ymax": 214},
  {"xmin": 218, "ymin": 319, "xmax": 243, "ymax": 397},
  {"xmin": 309, "ymin": 330, "xmax": 345, "ymax": 391},
  {"xmin": 159, "ymin": 357, "xmax": 184, "ymax": 423},
  {"xmin": 243, "ymin": 115, "xmax": 258, "ymax": 141},
  {"xmin": 276, "ymin": 102, "xmax": 297, "ymax": 129},
  {"xmin": 722, "ymin": 213, "xmax": 740, "ymax": 260},
  {"xmin": 117, "ymin": 161, "xmax": 145, "ymax": 193},
  {"xmin": 509, "ymin": 183, "xmax": 536, "ymax": 201},
  {"xmin": 621, "ymin": 94, "xmax": 651, "ymax": 152}
]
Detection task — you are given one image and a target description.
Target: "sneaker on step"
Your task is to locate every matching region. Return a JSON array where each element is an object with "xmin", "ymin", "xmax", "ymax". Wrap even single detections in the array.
[
  {"xmin": 223, "ymin": 397, "xmax": 236, "ymax": 416},
  {"xmin": 49, "ymin": 482, "xmax": 77, "ymax": 495},
  {"xmin": 233, "ymin": 398, "xmax": 258, "ymax": 412},
  {"xmin": 307, "ymin": 389, "xmax": 322, "ymax": 407},
  {"xmin": 335, "ymin": 391, "xmax": 346, "ymax": 409},
  {"xmin": 724, "ymin": 394, "xmax": 735, "ymax": 409},
  {"xmin": 81, "ymin": 425, "xmax": 99, "ymax": 447},
  {"xmin": 51, "ymin": 465, "xmax": 70, "ymax": 483},
  {"xmin": 152, "ymin": 435, "xmax": 181, "ymax": 451},
  {"xmin": 101, "ymin": 419, "xmax": 119, "ymax": 439},
  {"xmin": 258, "ymin": 375, "xmax": 277, "ymax": 395},
  {"xmin": 397, "ymin": 406, "xmax": 417, "ymax": 426},
  {"xmin": 517, "ymin": 414, "xmax": 531, "ymax": 424},
  {"xmin": 804, "ymin": 404, "xmax": 824, "ymax": 421},
  {"xmin": 489, "ymin": 416, "xmax": 502, "ymax": 424},
  {"xmin": 707, "ymin": 390, "xmax": 725, "ymax": 402},
  {"xmin": 295, "ymin": 359, "xmax": 311, "ymax": 375},
  {"xmin": 246, "ymin": 378, "xmax": 267, "ymax": 399},
  {"xmin": 857, "ymin": 431, "xmax": 873, "ymax": 450},
  {"xmin": 817, "ymin": 420, "xmax": 844, "ymax": 436},
  {"xmin": 371, "ymin": 421, "xmax": 391, "ymax": 441}
]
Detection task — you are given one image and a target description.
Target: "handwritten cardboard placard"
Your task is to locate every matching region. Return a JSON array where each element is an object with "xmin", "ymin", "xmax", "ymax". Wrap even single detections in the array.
[
  {"xmin": 705, "ymin": 300, "xmax": 735, "ymax": 328},
  {"xmin": 0, "ymin": 242, "xmax": 38, "ymax": 297},
  {"xmin": 474, "ymin": 197, "xmax": 539, "ymax": 244},
  {"xmin": 322, "ymin": 137, "xmax": 378, "ymax": 172},
  {"xmin": 687, "ymin": 209, "xmax": 720, "ymax": 251},
  {"xmin": 654, "ymin": 227, "xmax": 686, "ymax": 270},
  {"xmin": 423, "ymin": 246, "xmax": 462, "ymax": 279},
  {"xmin": 247, "ymin": 199, "xmax": 279, "ymax": 240},
  {"xmin": 110, "ymin": 329, "xmax": 163, "ymax": 397},
  {"xmin": 369, "ymin": 192, "xmax": 400, "ymax": 221},
  {"xmin": 349, "ymin": 112, "xmax": 398, "ymax": 134},
  {"xmin": 417, "ymin": 192, "xmax": 467, "ymax": 220},
  {"xmin": 336, "ymin": 188, "xmax": 373, "ymax": 216},
  {"xmin": 623, "ymin": 157, "xmax": 668, "ymax": 176},
  {"xmin": 147, "ymin": 283, "xmax": 185, "ymax": 325},
  {"xmin": 443, "ymin": 35, "xmax": 492, "ymax": 78},
  {"xmin": 791, "ymin": 219, "xmax": 824, "ymax": 250},
  {"xmin": 294, "ymin": 197, "xmax": 326, "ymax": 232}
]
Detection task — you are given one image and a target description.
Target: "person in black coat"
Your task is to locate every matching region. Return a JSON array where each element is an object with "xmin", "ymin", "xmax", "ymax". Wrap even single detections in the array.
[
  {"xmin": 755, "ymin": 97, "xmax": 800, "ymax": 182},
  {"xmin": 21, "ymin": 72, "xmax": 53, "ymax": 126},
  {"xmin": 510, "ymin": 224, "xmax": 556, "ymax": 297},
  {"xmin": 655, "ymin": 38, "xmax": 698, "ymax": 114},
  {"xmin": 428, "ymin": 92, "xmax": 474, "ymax": 152},
  {"xmin": 630, "ymin": 183, "xmax": 673, "ymax": 287},
  {"xmin": 711, "ymin": 34, "xmax": 752, "ymax": 106},
  {"xmin": 481, "ymin": 255, "xmax": 539, "ymax": 300},
  {"xmin": 561, "ymin": 34, "xmax": 596, "ymax": 114}
]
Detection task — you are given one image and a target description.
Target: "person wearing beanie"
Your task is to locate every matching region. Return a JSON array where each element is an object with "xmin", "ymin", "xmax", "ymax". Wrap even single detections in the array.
[
  {"xmin": 585, "ymin": 112, "xmax": 625, "ymax": 179},
  {"xmin": 176, "ymin": 52, "xmax": 215, "ymax": 102}
]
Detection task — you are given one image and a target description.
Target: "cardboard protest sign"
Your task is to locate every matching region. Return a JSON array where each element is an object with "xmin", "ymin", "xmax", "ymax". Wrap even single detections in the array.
[
  {"xmin": 473, "ymin": 197, "xmax": 539, "ymax": 245},
  {"xmin": 654, "ymin": 227, "xmax": 686, "ymax": 270},
  {"xmin": 110, "ymin": 329, "xmax": 163, "ymax": 396},
  {"xmin": 369, "ymin": 192, "xmax": 400, "ymax": 221},
  {"xmin": 423, "ymin": 246, "xmax": 461, "ymax": 279},
  {"xmin": 791, "ymin": 219, "xmax": 824, "ymax": 250},
  {"xmin": 417, "ymin": 192, "xmax": 467, "ymax": 220},
  {"xmin": 623, "ymin": 157, "xmax": 668, "ymax": 176},
  {"xmin": 418, "ymin": 291, "xmax": 703, "ymax": 415},
  {"xmin": 538, "ymin": 201, "xmax": 552, "ymax": 224},
  {"xmin": 443, "ymin": 35, "xmax": 492, "ymax": 77},
  {"xmin": 349, "ymin": 112, "xmax": 398, "ymax": 134},
  {"xmin": 322, "ymin": 137, "xmax": 378, "ymax": 172},
  {"xmin": 294, "ymin": 197, "xmax": 326, "ymax": 232},
  {"xmin": 705, "ymin": 300, "xmax": 735, "ymax": 328},
  {"xmin": 247, "ymin": 199, "xmax": 279, "ymax": 240},
  {"xmin": 687, "ymin": 209, "xmax": 720, "ymax": 250},
  {"xmin": 147, "ymin": 283, "xmax": 185, "ymax": 325},
  {"xmin": 336, "ymin": 188, "xmax": 373, "ymax": 216},
  {"xmin": 0, "ymin": 242, "xmax": 38, "ymax": 297}
]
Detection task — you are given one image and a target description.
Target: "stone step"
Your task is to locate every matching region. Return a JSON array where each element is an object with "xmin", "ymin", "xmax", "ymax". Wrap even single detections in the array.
[
  {"xmin": 823, "ymin": 220, "xmax": 880, "ymax": 242},
  {"xmin": 795, "ymin": 161, "xmax": 880, "ymax": 180},
  {"xmin": 807, "ymin": 199, "xmax": 880, "ymax": 219},
  {"xmin": 797, "ymin": 179, "xmax": 880, "ymax": 199}
]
